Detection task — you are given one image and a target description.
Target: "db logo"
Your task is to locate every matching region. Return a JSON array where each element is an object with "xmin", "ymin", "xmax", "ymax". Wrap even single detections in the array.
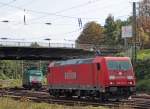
[
  {"xmin": 64, "ymin": 72, "xmax": 77, "ymax": 80},
  {"xmin": 118, "ymin": 72, "xmax": 122, "ymax": 75}
]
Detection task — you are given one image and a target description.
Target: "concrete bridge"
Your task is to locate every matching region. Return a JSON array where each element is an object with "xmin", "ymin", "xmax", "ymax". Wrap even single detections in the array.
[{"xmin": 0, "ymin": 41, "xmax": 123, "ymax": 60}]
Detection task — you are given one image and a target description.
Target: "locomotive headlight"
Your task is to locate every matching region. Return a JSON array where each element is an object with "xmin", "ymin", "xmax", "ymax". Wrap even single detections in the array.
[
  {"xmin": 128, "ymin": 81, "xmax": 133, "ymax": 85},
  {"xmin": 127, "ymin": 76, "xmax": 134, "ymax": 80},
  {"xmin": 110, "ymin": 82, "xmax": 114, "ymax": 85},
  {"xmin": 109, "ymin": 75, "xmax": 115, "ymax": 80}
]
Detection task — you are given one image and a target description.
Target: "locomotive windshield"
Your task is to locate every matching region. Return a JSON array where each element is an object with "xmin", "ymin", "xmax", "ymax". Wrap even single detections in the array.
[
  {"xmin": 30, "ymin": 73, "xmax": 41, "ymax": 76},
  {"xmin": 107, "ymin": 61, "xmax": 132, "ymax": 70}
]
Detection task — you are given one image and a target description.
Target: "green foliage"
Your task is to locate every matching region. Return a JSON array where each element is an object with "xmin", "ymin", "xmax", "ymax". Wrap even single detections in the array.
[
  {"xmin": 0, "ymin": 98, "xmax": 107, "ymax": 109},
  {"xmin": 137, "ymin": 49, "xmax": 150, "ymax": 60},
  {"xmin": 135, "ymin": 59, "xmax": 150, "ymax": 92},
  {"xmin": 77, "ymin": 21, "xmax": 104, "ymax": 44},
  {"xmin": 104, "ymin": 15, "xmax": 132, "ymax": 45},
  {"xmin": 0, "ymin": 60, "xmax": 48, "ymax": 82},
  {"xmin": 30, "ymin": 42, "xmax": 40, "ymax": 48},
  {"xmin": 136, "ymin": 59, "xmax": 150, "ymax": 80},
  {"xmin": 0, "ymin": 60, "xmax": 22, "ymax": 79},
  {"xmin": 0, "ymin": 79, "xmax": 22, "ymax": 88},
  {"xmin": 136, "ymin": 79, "xmax": 150, "ymax": 92},
  {"xmin": 76, "ymin": 13, "xmax": 150, "ymax": 49},
  {"xmin": 77, "ymin": 15, "xmax": 132, "ymax": 46},
  {"xmin": 0, "ymin": 73, "xmax": 9, "ymax": 80},
  {"xmin": 41, "ymin": 62, "xmax": 49, "ymax": 75},
  {"xmin": 138, "ymin": 28, "xmax": 150, "ymax": 49},
  {"xmin": 104, "ymin": 15, "xmax": 118, "ymax": 45},
  {"xmin": 137, "ymin": 0, "xmax": 150, "ymax": 48}
]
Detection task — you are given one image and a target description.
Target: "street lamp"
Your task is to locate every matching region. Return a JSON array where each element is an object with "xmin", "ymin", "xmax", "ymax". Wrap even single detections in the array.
[
  {"xmin": 64, "ymin": 39, "xmax": 75, "ymax": 48},
  {"xmin": 0, "ymin": 20, "xmax": 9, "ymax": 23},
  {"xmin": 0, "ymin": 37, "xmax": 8, "ymax": 40},
  {"xmin": 0, "ymin": 37, "xmax": 25, "ymax": 46},
  {"xmin": 44, "ymin": 22, "xmax": 52, "ymax": 47},
  {"xmin": 45, "ymin": 22, "xmax": 52, "ymax": 25},
  {"xmin": 44, "ymin": 38, "xmax": 51, "ymax": 47},
  {"xmin": 64, "ymin": 38, "xmax": 75, "ymax": 43},
  {"xmin": 1, "ymin": 20, "xmax": 9, "ymax": 23},
  {"xmin": 0, "ymin": 37, "xmax": 8, "ymax": 46}
]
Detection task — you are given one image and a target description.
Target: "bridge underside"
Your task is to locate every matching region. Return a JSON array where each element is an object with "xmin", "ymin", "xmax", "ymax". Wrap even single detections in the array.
[{"xmin": 0, "ymin": 47, "xmax": 93, "ymax": 60}]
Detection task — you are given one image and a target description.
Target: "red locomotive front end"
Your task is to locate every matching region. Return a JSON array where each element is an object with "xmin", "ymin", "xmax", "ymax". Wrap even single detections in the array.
[
  {"xmin": 94, "ymin": 57, "xmax": 136, "ymax": 99},
  {"xmin": 47, "ymin": 56, "xmax": 136, "ymax": 100}
]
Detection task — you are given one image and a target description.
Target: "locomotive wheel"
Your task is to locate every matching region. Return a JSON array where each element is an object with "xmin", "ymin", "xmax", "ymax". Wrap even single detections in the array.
[
  {"xmin": 100, "ymin": 94, "xmax": 108, "ymax": 102},
  {"xmin": 64, "ymin": 91, "xmax": 72, "ymax": 98},
  {"xmin": 54, "ymin": 90, "xmax": 60, "ymax": 98},
  {"xmin": 27, "ymin": 86, "xmax": 32, "ymax": 90},
  {"xmin": 77, "ymin": 96, "xmax": 81, "ymax": 99},
  {"xmin": 34, "ymin": 87, "xmax": 39, "ymax": 91}
]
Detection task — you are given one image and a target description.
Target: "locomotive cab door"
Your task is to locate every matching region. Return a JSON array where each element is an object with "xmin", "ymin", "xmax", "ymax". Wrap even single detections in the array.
[
  {"xmin": 96, "ymin": 63, "xmax": 101, "ymax": 86},
  {"xmin": 93, "ymin": 63, "xmax": 102, "ymax": 89}
]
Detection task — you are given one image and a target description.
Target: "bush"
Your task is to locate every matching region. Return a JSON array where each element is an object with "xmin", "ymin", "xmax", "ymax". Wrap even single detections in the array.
[
  {"xmin": 135, "ymin": 59, "xmax": 150, "ymax": 92},
  {"xmin": 135, "ymin": 59, "xmax": 150, "ymax": 80},
  {"xmin": 136, "ymin": 79, "xmax": 150, "ymax": 92}
]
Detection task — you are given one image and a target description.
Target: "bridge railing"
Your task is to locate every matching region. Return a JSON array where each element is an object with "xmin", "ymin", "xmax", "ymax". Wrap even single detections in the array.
[
  {"xmin": 0, "ymin": 41, "xmax": 75, "ymax": 48},
  {"xmin": 75, "ymin": 43, "xmax": 125, "ymax": 51},
  {"xmin": 0, "ymin": 40, "xmax": 127, "ymax": 51}
]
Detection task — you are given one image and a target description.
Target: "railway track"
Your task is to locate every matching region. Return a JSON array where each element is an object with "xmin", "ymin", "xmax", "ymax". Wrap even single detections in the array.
[{"xmin": 0, "ymin": 87, "xmax": 149, "ymax": 109}]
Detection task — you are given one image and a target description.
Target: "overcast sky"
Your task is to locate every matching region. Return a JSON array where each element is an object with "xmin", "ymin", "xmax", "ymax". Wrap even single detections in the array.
[{"xmin": 0, "ymin": 0, "xmax": 140, "ymax": 43}]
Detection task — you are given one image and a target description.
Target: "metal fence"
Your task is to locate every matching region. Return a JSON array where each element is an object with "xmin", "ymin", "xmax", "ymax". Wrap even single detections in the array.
[
  {"xmin": 75, "ymin": 43, "xmax": 125, "ymax": 51},
  {"xmin": 0, "ymin": 41, "xmax": 75, "ymax": 48},
  {"xmin": 0, "ymin": 41, "xmax": 126, "ymax": 51}
]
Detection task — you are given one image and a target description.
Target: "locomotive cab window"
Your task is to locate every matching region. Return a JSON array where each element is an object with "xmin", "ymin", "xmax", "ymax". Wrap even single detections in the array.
[
  {"xmin": 97, "ymin": 63, "xmax": 101, "ymax": 70},
  {"xmin": 107, "ymin": 61, "xmax": 132, "ymax": 70}
]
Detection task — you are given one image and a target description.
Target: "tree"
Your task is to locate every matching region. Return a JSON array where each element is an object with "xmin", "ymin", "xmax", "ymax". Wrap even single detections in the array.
[
  {"xmin": 104, "ymin": 15, "xmax": 119, "ymax": 45},
  {"xmin": 0, "ymin": 60, "xmax": 22, "ymax": 79},
  {"xmin": 138, "ymin": 27, "xmax": 150, "ymax": 48},
  {"xmin": 104, "ymin": 15, "xmax": 132, "ymax": 46},
  {"xmin": 76, "ymin": 21, "xmax": 104, "ymax": 45},
  {"xmin": 138, "ymin": 0, "xmax": 150, "ymax": 48},
  {"xmin": 30, "ymin": 42, "xmax": 40, "ymax": 48}
]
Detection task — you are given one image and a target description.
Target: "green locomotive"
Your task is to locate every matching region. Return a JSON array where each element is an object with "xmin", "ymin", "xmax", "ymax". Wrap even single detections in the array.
[{"xmin": 22, "ymin": 67, "xmax": 43, "ymax": 90}]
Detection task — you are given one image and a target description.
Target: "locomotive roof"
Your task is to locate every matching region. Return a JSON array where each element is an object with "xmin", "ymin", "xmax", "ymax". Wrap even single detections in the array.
[
  {"xmin": 50, "ymin": 58, "xmax": 94, "ymax": 66},
  {"xmin": 104, "ymin": 57, "xmax": 130, "ymax": 60},
  {"xmin": 50, "ymin": 56, "xmax": 131, "ymax": 67}
]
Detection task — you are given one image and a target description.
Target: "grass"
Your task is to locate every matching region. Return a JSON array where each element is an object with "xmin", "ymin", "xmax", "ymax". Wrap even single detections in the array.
[
  {"xmin": 0, "ymin": 79, "xmax": 22, "ymax": 88},
  {"xmin": 0, "ymin": 97, "xmax": 107, "ymax": 109},
  {"xmin": 0, "ymin": 76, "xmax": 47, "ymax": 88},
  {"xmin": 116, "ymin": 49, "xmax": 150, "ymax": 60},
  {"xmin": 137, "ymin": 49, "xmax": 150, "ymax": 60},
  {"xmin": 136, "ymin": 79, "xmax": 150, "ymax": 93}
]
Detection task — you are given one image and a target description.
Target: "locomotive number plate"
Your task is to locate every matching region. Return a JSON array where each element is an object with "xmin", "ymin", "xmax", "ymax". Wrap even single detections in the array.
[{"xmin": 64, "ymin": 72, "xmax": 76, "ymax": 80}]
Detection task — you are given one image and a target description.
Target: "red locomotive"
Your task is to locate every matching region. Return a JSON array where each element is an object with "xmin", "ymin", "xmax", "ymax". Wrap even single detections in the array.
[{"xmin": 47, "ymin": 56, "xmax": 136, "ymax": 100}]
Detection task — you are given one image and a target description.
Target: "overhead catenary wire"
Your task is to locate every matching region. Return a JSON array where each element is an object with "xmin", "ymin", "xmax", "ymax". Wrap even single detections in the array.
[
  {"xmin": 0, "ymin": 0, "xmax": 131, "ymax": 20},
  {"xmin": 3, "ymin": 13, "xmax": 130, "ymax": 29},
  {"xmin": 23, "ymin": 2, "xmax": 130, "ymax": 27},
  {"xmin": 28, "ymin": 0, "xmax": 128, "ymax": 23},
  {"xmin": 0, "ymin": 0, "xmax": 133, "ymax": 43},
  {"xmin": 0, "ymin": 0, "xmax": 17, "ymax": 8},
  {"xmin": 0, "ymin": 0, "xmax": 37, "ymax": 23},
  {"xmin": 47, "ymin": 15, "xmax": 131, "ymax": 36},
  {"xmin": 68, "ymin": 0, "xmax": 129, "ymax": 17},
  {"xmin": 0, "ymin": 14, "xmax": 130, "ymax": 28},
  {"xmin": 0, "ymin": 1, "xmax": 101, "ymax": 20},
  {"xmin": 25, "ymin": 0, "xmax": 102, "ymax": 22},
  {"xmin": 18, "ymin": 0, "xmax": 37, "ymax": 7},
  {"xmin": 0, "ymin": 0, "xmax": 132, "ymax": 28},
  {"xmin": 0, "ymin": 0, "xmax": 132, "ymax": 38},
  {"xmin": 52, "ymin": 0, "xmax": 101, "ymax": 14}
]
